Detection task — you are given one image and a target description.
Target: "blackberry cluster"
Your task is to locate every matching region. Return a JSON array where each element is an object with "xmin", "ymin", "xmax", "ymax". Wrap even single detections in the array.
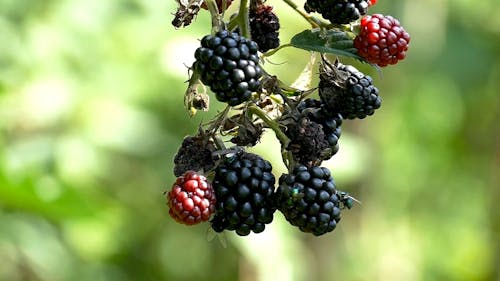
[
  {"xmin": 283, "ymin": 99, "xmax": 343, "ymax": 165},
  {"xmin": 319, "ymin": 60, "xmax": 381, "ymax": 119},
  {"xmin": 173, "ymin": 135, "xmax": 216, "ymax": 177},
  {"xmin": 249, "ymin": 5, "xmax": 280, "ymax": 52},
  {"xmin": 193, "ymin": 30, "xmax": 262, "ymax": 106},
  {"xmin": 275, "ymin": 165, "xmax": 342, "ymax": 236},
  {"xmin": 304, "ymin": 0, "xmax": 370, "ymax": 24},
  {"xmin": 211, "ymin": 151, "xmax": 276, "ymax": 236},
  {"xmin": 168, "ymin": 0, "xmax": 411, "ymax": 239}
]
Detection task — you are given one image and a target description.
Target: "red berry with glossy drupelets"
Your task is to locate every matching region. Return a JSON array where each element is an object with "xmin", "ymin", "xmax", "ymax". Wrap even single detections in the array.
[
  {"xmin": 167, "ymin": 171, "xmax": 216, "ymax": 225},
  {"xmin": 354, "ymin": 14, "xmax": 410, "ymax": 67}
]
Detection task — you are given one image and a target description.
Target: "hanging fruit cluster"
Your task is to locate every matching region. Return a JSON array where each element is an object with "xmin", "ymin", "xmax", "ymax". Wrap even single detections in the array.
[{"xmin": 167, "ymin": 0, "xmax": 410, "ymax": 236}]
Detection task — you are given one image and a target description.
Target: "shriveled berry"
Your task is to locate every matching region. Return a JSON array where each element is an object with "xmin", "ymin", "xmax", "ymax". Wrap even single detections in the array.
[
  {"xmin": 173, "ymin": 135, "xmax": 216, "ymax": 177},
  {"xmin": 249, "ymin": 5, "xmax": 280, "ymax": 52},
  {"xmin": 281, "ymin": 98, "xmax": 343, "ymax": 166}
]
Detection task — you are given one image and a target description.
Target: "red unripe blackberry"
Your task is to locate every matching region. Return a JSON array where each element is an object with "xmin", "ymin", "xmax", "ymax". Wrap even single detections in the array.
[
  {"xmin": 354, "ymin": 14, "xmax": 410, "ymax": 67},
  {"xmin": 275, "ymin": 165, "xmax": 343, "ymax": 236},
  {"xmin": 211, "ymin": 151, "xmax": 276, "ymax": 236},
  {"xmin": 249, "ymin": 5, "xmax": 280, "ymax": 52},
  {"xmin": 304, "ymin": 0, "xmax": 370, "ymax": 24},
  {"xmin": 167, "ymin": 171, "xmax": 216, "ymax": 225}
]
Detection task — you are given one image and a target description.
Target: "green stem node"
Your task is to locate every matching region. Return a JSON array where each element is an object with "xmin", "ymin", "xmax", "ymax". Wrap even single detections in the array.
[
  {"xmin": 248, "ymin": 105, "xmax": 289, "ymax": 148},
  {"xmin": 238, "ymin": 0, "xmax": 250, "ymax": 38}
]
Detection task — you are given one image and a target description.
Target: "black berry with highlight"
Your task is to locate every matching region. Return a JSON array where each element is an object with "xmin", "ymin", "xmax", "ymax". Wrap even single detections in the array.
[
  {"xmin": 193, "ymin": 30, "xmax": 262, "ymax": 106},
  {"xmin": 275, "ymin": 165, "xmax": 342, "ymax": 236},
  {"xmin": 211, "ymin": 151, "xmax": 276, "ymax": 236}
]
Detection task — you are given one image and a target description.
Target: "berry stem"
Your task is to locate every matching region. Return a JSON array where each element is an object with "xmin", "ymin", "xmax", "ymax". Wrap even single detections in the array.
[
  {"xmin": 212, "ymin": 135, "xmax": 227, "ymax": 151},
  {"xmin": 248, "ymin": 105, "xmax": 294, "ymax": 171},
  {"xmin": 206, "ymin": 105, "xmax": 231, "ymax": 135},
  {"xmin": 227, "ymin": 14, "xmax": 239, "ymax": 31},
  {"xmin": 238, "ymin": 0, "xmax": 251, "ymax": 38},
  {"xmin": 203, "ymin": 0, "xmax": 223, "ymax": 32},
  {"xmin": 184, "ymin": 70, "xmax": 208, "ymax": 116},
  {"xmin": 248, "ymin": 105, "xmax": 289, "ymax": 147},
  {"xmin": 260, "ymin": 68, "xmax": 305, "ymax": 97},
  {"xmin": 280, "ymin": 0, "xmax": 324, "ymax": 28},
  {"xmin": 261, "ymin": 43, "xmax": 293, "ymax": 57},
  {"xmin": 285, "ymin": 151, "xmax": 295, "ymax": 173},
  {"xmin": 326, "ymin": 23, "xmax": 354, "ymax": 33}
]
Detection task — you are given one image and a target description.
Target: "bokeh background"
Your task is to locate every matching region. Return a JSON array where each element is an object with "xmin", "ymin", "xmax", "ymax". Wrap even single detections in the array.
[{"xmin": 0, "ymin": 0, "xmax": 499, "ymax": 280}]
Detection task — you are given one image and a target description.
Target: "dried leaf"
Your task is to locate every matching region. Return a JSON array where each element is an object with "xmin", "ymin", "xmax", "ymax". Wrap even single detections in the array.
[{"xmin": 290, "ymin": 53, "xmax": 317, "ymax": 91}]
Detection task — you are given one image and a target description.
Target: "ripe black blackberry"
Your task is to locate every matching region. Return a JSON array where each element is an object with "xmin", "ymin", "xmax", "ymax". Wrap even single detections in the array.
[
  {"xmin": 275, "ymin": 165, "xmax": 342, "ymax": 236},
  {"xmin": 319, "ymin": 59, "xmax": 381, "ymax": 119},
  {"xmin": 281, "ymin": 99, "xmax": 342, "ymax": 165},
  {"xmin": 304, "ymin": 0, "xmax": 369, "ymax": 24},
  {"xmin": 211, "ymin": 151, "xmax": 276, "ymax": 236},
  {"xmin": 249, "ymin": 5, "xmax": 280, "ymax": 52},
  {"xmin": 173, "ymin": 135, "xmax": 216, "ymax": 177},
  {"xmin": 193, "ymin": 30, "xmax": 262, "ymax": 106}
]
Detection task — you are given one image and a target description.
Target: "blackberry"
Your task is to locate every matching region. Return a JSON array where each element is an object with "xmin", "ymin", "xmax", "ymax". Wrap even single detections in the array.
[
  {"xmin": 304, "ymin": 0, "xmax": 370, "ymax": 24},
  {"xmin": 173, "ymin": 135, "xmax": 216, "ymax": 177},
  {"xmin": 296, "ymin": 99, "xmax": 343, "ymax": 156},
  {"xmin": 211, "ymin": 151, "xmax": 276, "ymax": 235},
  {"xmin": 282, "ymin": 99, "xmax": 342, "ymax": 165},
  {"xmin": 167, "ymin": 171, "xmax": 216, "ymax": 225},
  {"xmin": 319, "ymin": 59, "xmax": 381, "ymax": 119},
  {"xmin": 354, "ymin": 14, "xmax": 411, "ymax": 67},
  {"xmin": 286, "ymin": 116, "xmax": 329, "ymax": 165},
  {"xmin": 275, "ymin": 165, "xmax": 342, "ymax": 236},
  {"xmin": 193, "ymin": 30, "xmax": 262, "ymax": 106},
  {"xmin": 249, "ymin": 5, "xmax": 280, "ymax": 52}
]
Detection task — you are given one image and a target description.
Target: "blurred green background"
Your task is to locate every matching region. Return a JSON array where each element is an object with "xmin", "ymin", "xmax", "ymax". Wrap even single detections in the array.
[{"xmin": 0, "ymin": 0, "xmax": 499, "ymax": 280}]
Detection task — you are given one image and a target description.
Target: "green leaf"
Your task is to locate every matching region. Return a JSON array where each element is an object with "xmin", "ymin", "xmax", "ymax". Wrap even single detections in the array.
[{"xmin": 290, "ymin": 29, "xmax": 364, "ymax": 61}]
